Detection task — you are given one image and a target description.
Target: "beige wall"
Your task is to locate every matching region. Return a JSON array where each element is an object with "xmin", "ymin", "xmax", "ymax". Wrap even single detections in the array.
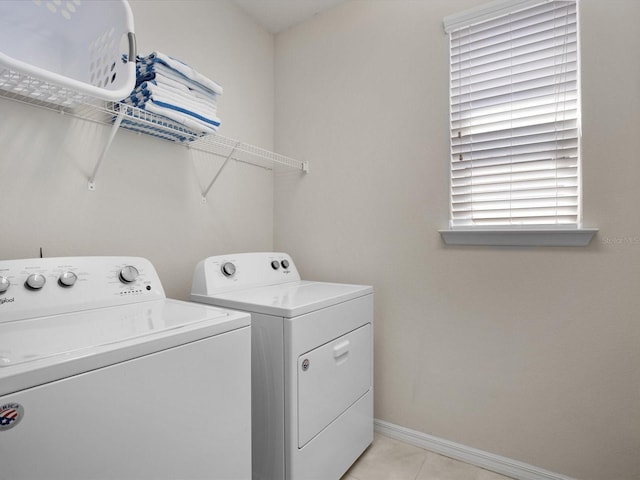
[
  {"xmin": 2, "ymin": 1, "xmax": 638, "ymax": 478},
  {"xmin": 0, "ymin": 0, "xmax": 276, "ymax": 300},
  {"xmin": 274, "ymin": 1, "xmax": 640, "ymax": 479}
]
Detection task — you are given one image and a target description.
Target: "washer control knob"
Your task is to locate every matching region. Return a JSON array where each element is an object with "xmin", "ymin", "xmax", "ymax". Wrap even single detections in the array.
[
  {"xmin": 221, "ymin": 262, "xmax": 236, "ymax": 277},
  {"xmin": 271, "ymin": 260, "xmax": 280, "ymax": 270},
  {"xmin": 119, "ymin": 266, "xmax": 139, "ymax": 283},
  {"xmin": 281, "ymin": 259, "xmax": 290, "ymax": 269},
  {"xmin": 59, "ymin": 271, "xmax": 78, "ymax": 287},
  {"xmin": 0, "ymin": 276, "xmax": 10, "ymax": 293},
  {"xmin": 25, "ymin": 273, "xmax": 46, "ymax": 290}
]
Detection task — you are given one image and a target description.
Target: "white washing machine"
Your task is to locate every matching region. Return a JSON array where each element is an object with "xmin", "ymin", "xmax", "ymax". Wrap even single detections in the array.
[
  {"xmin": 0, "ymin": 256, "xmax": 251, "ymax": 480},
  {"xmin": 191, "ymin": 252, "xmax": 373, "ymax": 480}
]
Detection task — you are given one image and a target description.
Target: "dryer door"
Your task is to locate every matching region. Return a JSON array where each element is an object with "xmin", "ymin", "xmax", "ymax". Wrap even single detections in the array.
[{"xmin": 297, "ymin": 323, "xmax": 372, "ymax": 447}]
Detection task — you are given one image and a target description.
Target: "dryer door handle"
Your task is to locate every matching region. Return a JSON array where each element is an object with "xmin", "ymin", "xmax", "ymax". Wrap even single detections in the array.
[{"xmin": 333, "ymin": 340, "xmax": 350, "ymax": 359}]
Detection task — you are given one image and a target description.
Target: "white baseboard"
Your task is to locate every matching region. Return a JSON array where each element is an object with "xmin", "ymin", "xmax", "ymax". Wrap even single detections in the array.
[{"xmin": 374, "ymin": 419, "xmax": 576, "ymax": 480}]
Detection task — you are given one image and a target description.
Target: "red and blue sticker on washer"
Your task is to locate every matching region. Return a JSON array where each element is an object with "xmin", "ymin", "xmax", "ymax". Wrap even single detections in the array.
[{"xmin": 0, "ymin": 403, "xmax": 24, "ymax": 431}]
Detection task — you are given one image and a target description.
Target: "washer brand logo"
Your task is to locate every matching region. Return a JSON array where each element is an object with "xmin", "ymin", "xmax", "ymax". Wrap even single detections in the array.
[
  {"xmin": 0, "ymin": 403, "xmax": 24, "ymax": 431},
  {"xmin": 0, "ymin": 297, "xmax": 14, "ymax": 305}
]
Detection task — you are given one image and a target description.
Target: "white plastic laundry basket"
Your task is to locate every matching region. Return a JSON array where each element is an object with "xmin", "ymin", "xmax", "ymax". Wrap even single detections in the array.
[{"xmin": 0, "ymin": 0, "xmax": 136, "ymax": 107}]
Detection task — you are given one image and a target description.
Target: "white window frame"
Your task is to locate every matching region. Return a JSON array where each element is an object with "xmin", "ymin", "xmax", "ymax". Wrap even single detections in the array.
[{"xmin": 439, "ymin": 0, "xmax": 596, "ymax": 246}]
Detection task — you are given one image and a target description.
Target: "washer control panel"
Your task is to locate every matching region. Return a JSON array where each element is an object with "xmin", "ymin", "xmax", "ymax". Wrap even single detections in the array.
[
  {"xmin": 0, "ymin": 256, "xmax": 165, "ymax": 323},
  {"xmin": 192, "ymin": 252, "xmax": 301, "ymax": 295}
]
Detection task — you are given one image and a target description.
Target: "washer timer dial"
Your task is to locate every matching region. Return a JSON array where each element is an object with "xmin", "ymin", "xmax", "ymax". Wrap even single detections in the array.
[
  {"xmin": 119, "ymin": 265, "xmax": 139, "ymax": 283},
  {"xmin": 0, "ymin": 276, "xmax": 9, "ymax": 293}
]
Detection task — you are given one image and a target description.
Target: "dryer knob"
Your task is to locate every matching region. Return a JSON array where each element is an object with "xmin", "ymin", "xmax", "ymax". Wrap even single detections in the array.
[
  {"xmin": 59, "ymin": 271, "xmax": 78, "ymax": 287},
  {"xmin": 271, "ymin": 260, "xmax": 280, "ymax": 270},
  {"xmin": 119, "ymin": 265, "xmax": 139, "ymax": 283},
  {"xmin": 0, "ymin": 276, "xmax": 10, "ymax": 293},
  {"xmin": 25, "ymin": 273, "xmax": 46, "ymax": 290},
  {"xmin": 221, "ymin": 262, "xmax": 236, "ymax": 277},
  {"xmin": 281, "ymin": 259, "xmax": 290, "ymax": 269}
]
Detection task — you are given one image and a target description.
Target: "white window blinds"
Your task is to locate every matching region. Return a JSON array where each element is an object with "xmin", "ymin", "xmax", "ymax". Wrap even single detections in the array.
[{"xmin": 445, "ymin": 0, "xmax": 580, "ymax": 228}]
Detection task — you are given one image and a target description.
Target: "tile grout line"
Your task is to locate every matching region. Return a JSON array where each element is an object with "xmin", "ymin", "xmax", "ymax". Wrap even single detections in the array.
[{"xmin": 412, "ymin": 452, "xmax": 429, "ymax": 480}]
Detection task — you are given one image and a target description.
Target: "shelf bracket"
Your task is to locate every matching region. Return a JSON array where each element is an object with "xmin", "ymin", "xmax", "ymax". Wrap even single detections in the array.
[
  {"xmin": 200, "ymin": 141, "xmax": 241, "ymax": 203},
  {"xmin": 88, "ymin": 110, "xmax": 125, "ymax": 191}
]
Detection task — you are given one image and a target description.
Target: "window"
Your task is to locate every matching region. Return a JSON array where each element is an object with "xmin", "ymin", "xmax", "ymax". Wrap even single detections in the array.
[{"xmin": 440, "ymin": 0, "xmax": 596, "ymax": 246}]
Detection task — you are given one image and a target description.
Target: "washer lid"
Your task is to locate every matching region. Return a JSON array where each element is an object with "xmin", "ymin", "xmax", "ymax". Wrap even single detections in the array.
[
  {"xmin": 192, "ymin": 280, "xmax": 373, "ymax": 318},
  {"xmin": 0, "ymin": 299, "xmax": 250, "ymax": 396}
]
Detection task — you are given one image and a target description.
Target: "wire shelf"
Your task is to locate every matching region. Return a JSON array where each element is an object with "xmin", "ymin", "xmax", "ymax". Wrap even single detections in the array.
[{"xmin": 0, "ymin": 75, "xmax": 308, "ymax": 194}]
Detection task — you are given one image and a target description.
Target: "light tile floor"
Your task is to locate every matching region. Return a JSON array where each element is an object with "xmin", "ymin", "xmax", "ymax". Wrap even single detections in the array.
[{"xmin": 341, "ymin": 433, "xmax": 514, "ymax": 480}]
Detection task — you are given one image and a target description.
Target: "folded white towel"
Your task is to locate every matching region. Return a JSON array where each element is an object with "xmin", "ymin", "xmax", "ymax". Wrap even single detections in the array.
[
  {"xmin": 142, "ymin": 64, "xmax": 220, "ymax": 99},
  {"xmin": 140, "ymin": 99, "xmax": 218, "ymax": 134},
  {"xmin": 127, "ymin": 82, "xmax": 221, "ymax": 127},
  {"xmin": 152, "ymin": 72, "xmax": 219, "ymax": 108},
  {"xmin": 137, "ymin": 51, "xmax": 223, "ymax": 96},
  {"xmin": 122, "ymin": 92, "xmax": 219, "ymax": 133},
  {"xmin": 146, "ymin": 75, "xmax": 219, "ymax": 113}
]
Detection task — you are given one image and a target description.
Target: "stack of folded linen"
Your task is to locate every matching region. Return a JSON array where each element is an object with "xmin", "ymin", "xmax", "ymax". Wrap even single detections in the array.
[{"xmin": 118, "ymin": 51, "xmax": 223, "ymax": 142}]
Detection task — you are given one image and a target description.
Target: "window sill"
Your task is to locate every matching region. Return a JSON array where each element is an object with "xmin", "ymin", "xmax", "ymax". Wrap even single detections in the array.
[{"xmin": 439, "ymin": 228, "xmax": 598, "ymax": 247}]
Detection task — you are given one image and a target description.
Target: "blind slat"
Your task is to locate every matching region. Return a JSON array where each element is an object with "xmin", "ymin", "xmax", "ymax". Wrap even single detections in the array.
[
  {"xmin": 451, "ymin": 82, "xmax": 577, "ymax": 114},
  {"xmin": 451, "ymin": 72, "xmax": 578, "ymax": 106},
  {"xmin": 453, "ymin": 205, "xmax": 577, "ymax": 219},
  {"xmin": 451, "ymin": 166, "xmax": 578, "ymax": 187},
  {"xmin": 452, "ymin": 129, "xmax": 579, "ymax": 153},
  {"xmin": 452, "ymin": 94, "xmax": 578, "ymax": 124},
  {"xmin": 452, "ymin": 176, "xmax": 578, "ymax": 195},
  {"xmin": 452, "ymin": 52, "xmax": 577, "ymax": 92},
  {"xmin": 453, "ymin": 176, "xmax": 578, "ymax": 192},
  {"xmin": 452, "ymin": 157, "xmax": 578, "ymax": 177},
  {"xmin": 453, "ymin": 215, "xmax": 578, "ymax": 226},
  {"xmin": 452, "ymin": 140, "xmax": 578, "ymax": 161},
  {"xmin": 453, "ymin": 186, "xmax": 578, "ymax": 203},
  {"xmin": 452, "ymin": 62, "xmax": 577, "ymax": 97},
  {"xmin": 452, "ymin": 110, "xmax": 578, "ymax": 137},
  {"xmin": 451, "ymin": 120, "xmax": 577, "ymax": 144}
]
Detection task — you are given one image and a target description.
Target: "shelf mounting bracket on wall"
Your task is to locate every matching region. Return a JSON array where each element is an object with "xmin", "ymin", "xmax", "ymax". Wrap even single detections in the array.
[
  {"xmin": 88, "ymin": 110, "xmax": 125, "ymax": 191},
  {"xmin": 200, "ymin": 141, "xmax": 241, "ymax": 203}
]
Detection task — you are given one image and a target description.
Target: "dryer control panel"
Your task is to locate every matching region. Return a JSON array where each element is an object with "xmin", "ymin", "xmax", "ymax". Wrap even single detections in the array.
[
  {"xmin": 192, "ymin": 252, "xmax": 301, "ymax": 295},
  {"xmin": 0, "ymin": 257, "xmax": 165, "ymax": 323}
]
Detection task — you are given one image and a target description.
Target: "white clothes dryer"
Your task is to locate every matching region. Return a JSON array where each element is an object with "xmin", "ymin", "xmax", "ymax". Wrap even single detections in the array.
[
  {"xmin": 191, "ymin": 252, "xmax": 374, "ymax": 480},
  {"xmin": 0, "ymin": 256, "xmax": 251, "ymax": 480}
]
